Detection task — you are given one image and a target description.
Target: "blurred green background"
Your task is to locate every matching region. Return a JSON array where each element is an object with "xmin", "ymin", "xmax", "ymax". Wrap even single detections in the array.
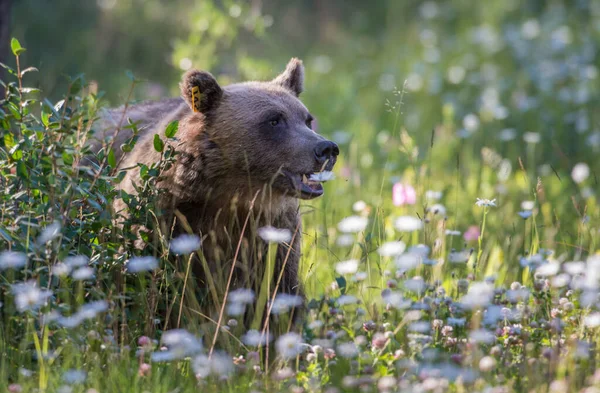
[{"xmin": 5, "ymin": 0, "xmax": 600, "ymax": 293}]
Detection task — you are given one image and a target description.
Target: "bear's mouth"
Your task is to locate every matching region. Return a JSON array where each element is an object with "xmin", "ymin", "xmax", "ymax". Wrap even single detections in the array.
[{"xmin": 283, "ymin": 171, "xmax": 330, "ymax": 199}]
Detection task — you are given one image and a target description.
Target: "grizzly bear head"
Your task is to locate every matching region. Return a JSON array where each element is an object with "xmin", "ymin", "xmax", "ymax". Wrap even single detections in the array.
[{"xmin": 177, "ymin": 58, "xmax": 339, "ymax": 202}]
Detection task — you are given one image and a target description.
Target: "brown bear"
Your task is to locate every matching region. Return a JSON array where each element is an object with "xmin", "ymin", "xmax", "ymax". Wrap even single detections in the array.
[{"xmin": 94, "ymin": 58, "xmax": 339, "ymax": 326}]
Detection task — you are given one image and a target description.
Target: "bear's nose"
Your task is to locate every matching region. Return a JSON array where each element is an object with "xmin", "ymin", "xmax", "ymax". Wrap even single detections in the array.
[{"xmin": 314, "ymin": 141, "xmax": 340, "ymax": 164}]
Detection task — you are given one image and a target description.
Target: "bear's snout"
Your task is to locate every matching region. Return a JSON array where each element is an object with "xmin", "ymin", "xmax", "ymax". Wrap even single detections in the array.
[{"xmin": 314, "ymin": 141, "xmax": 340, "ymax": 170}]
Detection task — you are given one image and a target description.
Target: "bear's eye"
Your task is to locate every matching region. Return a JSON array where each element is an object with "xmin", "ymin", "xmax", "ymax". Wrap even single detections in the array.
[
  {"xmin": 306, "ymin": 115, "xmax": 314, "ymax": 129},
  {"xmin": 269, "ymin": 119, "xmax": 279, "ymax": 127}
]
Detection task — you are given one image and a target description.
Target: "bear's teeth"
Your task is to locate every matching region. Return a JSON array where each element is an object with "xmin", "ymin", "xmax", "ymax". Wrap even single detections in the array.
[{"xmin": 302, "ymin": 174, "xmax": 308, "ymax": 184}]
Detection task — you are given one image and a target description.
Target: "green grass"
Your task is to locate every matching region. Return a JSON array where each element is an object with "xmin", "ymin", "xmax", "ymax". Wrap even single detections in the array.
[{"xmin": 2, "ymin": 1, "xmax": 600, "ymax": 392}]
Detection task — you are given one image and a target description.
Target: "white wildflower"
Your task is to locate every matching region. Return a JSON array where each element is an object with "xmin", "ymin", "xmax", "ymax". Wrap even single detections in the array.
[
  {"xmin": 521, "ymin": 200, "xmax": 535, "ymax": 210},
  {"xmin": 0, "ymin": 251, "xmax": 27, "ymax": 271},
  {"xmin": 37, "ymin": 222, "xmax": 61, "ymax": 245},
  {"xmin": 408, "ymin": 244, "xmax": 430, "ymax": 256},
  {"xmin": 64, "ymin": 255, "xmax": 88, "ymax": 268},
  {"xmin": 393, "ymin": 216, "xmax": 423, "ymax": 232},
  {"xmin": 226, "ymin": 302, "xmax": 246, "ymax": 316},
  {"xmin": 193, "ymin": 352, "xmax": 234, "ymax": 378},
  {"xmin": 352, "ymin": 200, "xmax": 367, "ymax": 213},
  {"xmin": 563, "ymin": 261, "xmax": 585, "ymax": 276},
  {"xmin": 276, "ymin": 332, "xmax": 304, "ymax": 359},
  {"xmin": 523, "ymin": 132, "xmax": 540, "ymax": 144},
  {"xmin": 308, "ymin": 320, "xmax": 324, "ymax": 330},
  {"xmin": 337, "ymin": 216, "xmax": 368, "ymax": 233},
  {"xmin": 378, "ymin": 241, "xmax": 406, "ymax": 257},
  {"xmin": 469, "ymin": 329, "xmax": 496, "ymax": 344},
  {"xmin": 448, "ymin": 249, "xmax": 472, "ymax": 263},
  {"xmin": 425, "ymin": 190, "xmax": 442, "ymax": 201},
  {"xmin": 151, "ymin": 329, "xmax": 202, "ymax": 362},
  {"xmin": 309, "ymin": 171, "xmax": 335, "ymax": 182},
  {"xmin": 536, "ymin": 262, "xmax": 560, "ymax": 277},
  {"xmin": 241, "ymin": 329, "xmax": 272, "ymax": 347},
  {"xmin": 584, "ymin": 313, "xmax": 600, "ymax": 328},
  {"xmin": 257, "ymin": 226, "xmax": 292, "ymax": 244},
  {"xmin": 71, "ymin": 267, "xmax": 95, "ymax": 281},
  {"xmin": 382, "ymin": 291, "xmax": 411, "ymax": 310},
  {"xmin": 337, "ymin": 342, "xmax": 358, "ymax": 358},
  {"xmin": 335, "ymin": 259, "xmax": 359, "ymax": 275},
  {"xmin": 126, "ymin": 256, "xmax": 159, "ymax": 273},
  {"xmin": 479, "ymin": 356, "xmax": 496, "ymax": 372},
  {"xmin": 270, "ymin": 294, "xmax": 303, "ymax": 314},
  {"xmin": 572, "ymin": 163, "xmax": 590, "ymax": 184},
  {"xmin": 354, "ymin": 271, "xmax": 368, "ymax": 281},
  {"xmin": 395, "ymin": 253, "xmax": 421, "ymax": 271},
  {"xmin": 475, "ymin": 198, "xmax": 496, "ymax": 207},
  {"xmin": 404, "ymin": 277, "xmax": 426, "ymax": 293},
  {"xmin": 52, "ymin": 262, "xmax": 71, "ymax": 276},
  {"xmin": 460, "ymin": 282, "xmax": 494, "ymax": 309},
  {"xmin": 428, "ymin": 204, "xmax": 447, "ymax": 216},
  {"xmin": 228, "ymin": 288, "xmax": 255, "ymax": 304},
  {"xmin": 337, "ymin": 295, "xmax": 358, "ymax": 306},
  {"xmin": 170, "ymin": 234, "xmax": 201, "ymax": 254},
  {"xmin": 12, "ymin": 281, "xmax": 52, "ymax": 313},
  {"xmin": 336, "ymin": 234, "xmax": 355, "ymax": 247},
  {"xmin": 58, "ymin": 300, "xmax": 108, "ymax": 328}
]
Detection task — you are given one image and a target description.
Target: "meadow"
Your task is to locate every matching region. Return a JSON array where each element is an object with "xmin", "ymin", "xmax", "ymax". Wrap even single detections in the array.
[{"xmin": 2, "ymin": 1, "xmax": 600, "ymax": 392}]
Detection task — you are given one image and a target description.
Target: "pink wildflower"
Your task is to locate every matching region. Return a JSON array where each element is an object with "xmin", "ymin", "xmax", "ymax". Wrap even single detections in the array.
[
  {"xmin": 392, "ymin": 183, "xmax": 417, "ymax": 206},
  {"xmin": 463, "ymin": 226, "xmax": 480, "ymax": 242}
]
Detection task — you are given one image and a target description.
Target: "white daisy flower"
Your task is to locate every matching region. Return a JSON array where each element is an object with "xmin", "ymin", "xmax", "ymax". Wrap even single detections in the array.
[
  {"xmin": 12, "ymin": 281, "xmax": 52, "ymax": 313},
  {"xmin": 276, "ymin": 332, "xmax": 304, "ymax": 360},
  {"xmin": 257, "ymin": 226, "xmax": 292, "ymax": 244},
  {"xmin": 241, "ymin": 329, "xmax": 272, "ymax": 347},
  {"xmin": 337, "ymin": 342, "xmax": 358, "ymax": 358},
  {"xmin": 170, "ymin": 234, "xmax": 201, "ymax": 255},
  {"xmin": 193, "ymin": 352, "xmax": 234, "ymax": 378},
  {"xmin": 335, "ymin": 259, "xmax": 359, "ymax": 275},
  {"xmin": 309, "ymin": 171, "xmax": 335, "ymax": 182},
  {"xmin": 337, "ymin": 216, "xmax": 368, "ymax": 233},
  {"xmin": 377, "ymin": 241, "xmax": 406, "ymax": 257},
  {"xmin": 352, "ymin": 200, "xmax": 367, "ymax": 213},
  {"xmin": 37, "ymin": 222, "xmax": 61, "ymax": 245},
  {"xmin": 71, "ymin": 267, "xmax": 95, "ymax": 281},
  {"xmin": 393, "ymin": 216, "xmax": 423, "ymax": 232},
  {"xmin": 0, "ymin": 251, "xmax": 27, "ymax": 271},
  {"xmin": 475, "ymin": 198, "xmax": 497, "ymax": 207},
  {"xmin": 572, "ymin": 163, "xmax": 590, "ymax": 184},
  {"xmin": 126, "ymin": 256, "xmax": 159, "ymax": 273}
]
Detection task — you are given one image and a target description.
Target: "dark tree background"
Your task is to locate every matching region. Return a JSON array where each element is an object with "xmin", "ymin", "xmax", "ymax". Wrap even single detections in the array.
[{"xmin": 0, "ymin": 0, "xmax": 11, "ymax": 97}]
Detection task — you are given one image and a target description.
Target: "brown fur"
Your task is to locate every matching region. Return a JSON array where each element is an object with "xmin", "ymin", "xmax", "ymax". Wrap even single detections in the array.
[{"xmin": 93, "ymin": 58, "xmax": 338, "ymax": 323}]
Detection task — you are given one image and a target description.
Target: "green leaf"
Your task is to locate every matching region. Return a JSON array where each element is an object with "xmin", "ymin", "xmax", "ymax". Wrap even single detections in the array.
[
  {"xmin": 20, "ymin": 87, "xmax": 41, "ymax": 94},
  {"xmin": 41, "ymin": 110, "xmax": 50, "ymax": 127},
  {"xmin": 153, "ymin": 134, "xmax": 164, "ymax": 152},
  {"xmin": 165, "ymin": 120, "xmax": 179, "ymax": 138},
  {"xmin": 20, "ymin": 66, "xmax": 38, "ymax": 77},
  {"xmin": 108, "ymin": 148, "xmax": 116, "ymax": 168},
  {"xmin": 16, "ymin": 161, "xmax": 28, "ymax": 179},
  {"xmin": 10, "ymin": 38, "xmax": 26, "ymax": 56},
  {"xmin": 139, "ymin": 164, "xmax": 149, "ymax": 180},
  {"xmin": 0, "ymin": 228, "xmax": 12, "ymax": 242}
]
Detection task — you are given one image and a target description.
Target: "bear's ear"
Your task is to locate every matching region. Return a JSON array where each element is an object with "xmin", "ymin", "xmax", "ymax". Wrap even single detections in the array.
[
  {"xmin": 272, "ymin": 58, "xmax": 304, "ymax": 96},
  {"xmin": 180, "ymin": 69, "xmax": 223, "ymax": 113}
]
